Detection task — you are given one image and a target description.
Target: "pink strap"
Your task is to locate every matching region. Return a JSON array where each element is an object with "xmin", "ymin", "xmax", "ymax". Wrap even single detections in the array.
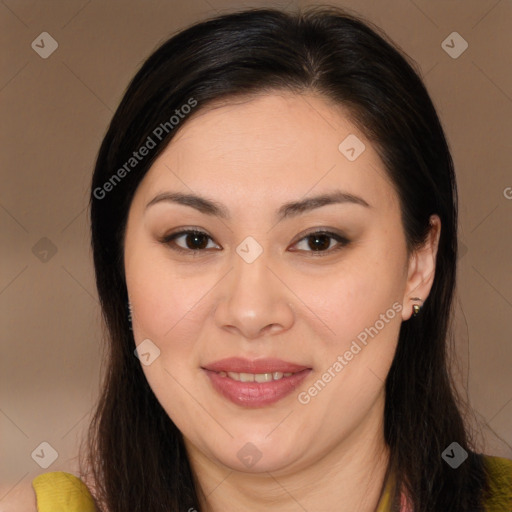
[{"xmin": 400, "ymin": 491, "xmax": 413, "ymax": 511}]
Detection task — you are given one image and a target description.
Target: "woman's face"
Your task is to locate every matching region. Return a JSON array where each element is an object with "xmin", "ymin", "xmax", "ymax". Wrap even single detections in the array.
[{"xmin": 124, "ymin": 92, "xmax": 423, "ymax": 474}]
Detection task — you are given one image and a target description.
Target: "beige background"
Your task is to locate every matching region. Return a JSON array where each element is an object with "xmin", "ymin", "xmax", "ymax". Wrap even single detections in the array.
[{"xmin": 1, "ymin": 0, "xmax": 511, "ymax": 500}]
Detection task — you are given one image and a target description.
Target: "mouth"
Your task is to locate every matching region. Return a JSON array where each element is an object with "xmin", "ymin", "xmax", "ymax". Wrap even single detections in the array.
[{"xmin": 202, "ymin": 358, "xmax": 312, "ymax": 407}]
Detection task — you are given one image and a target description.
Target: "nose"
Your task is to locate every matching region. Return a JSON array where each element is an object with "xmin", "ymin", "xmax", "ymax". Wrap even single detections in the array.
[{"xmin": 213, "ymin": 250, "xmax": 295, "ymax": 340}]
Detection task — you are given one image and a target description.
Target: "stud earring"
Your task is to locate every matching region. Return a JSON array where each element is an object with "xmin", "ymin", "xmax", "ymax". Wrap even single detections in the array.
[{"xmin": 411, "ymin": 297, "xmax": 423, "ymax": 317}]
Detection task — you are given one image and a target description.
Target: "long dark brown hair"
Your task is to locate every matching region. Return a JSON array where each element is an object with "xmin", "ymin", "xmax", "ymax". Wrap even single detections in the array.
[{"xmin": 84, "ymin": 6, "xmax": 491, "ymax": 511}]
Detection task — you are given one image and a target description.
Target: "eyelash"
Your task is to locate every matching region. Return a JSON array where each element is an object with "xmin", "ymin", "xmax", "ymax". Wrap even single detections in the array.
[{"xmin": 158, "ymin": 228, "xmax": 350, "ymax": 257}]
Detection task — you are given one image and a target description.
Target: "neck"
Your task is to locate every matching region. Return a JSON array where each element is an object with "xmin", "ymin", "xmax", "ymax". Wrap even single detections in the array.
[{"xmin": 187, "ymin": 395, "xmax": 391, "ymax": 512}]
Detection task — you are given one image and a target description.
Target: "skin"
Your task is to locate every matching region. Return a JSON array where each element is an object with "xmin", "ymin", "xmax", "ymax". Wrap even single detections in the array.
[{"xmin": 123, "ymin": 92, "xmax": 440, "ymax": 512}]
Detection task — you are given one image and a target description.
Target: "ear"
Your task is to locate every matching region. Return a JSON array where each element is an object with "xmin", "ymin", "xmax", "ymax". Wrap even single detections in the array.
[{"xmin": 401, "ymin": 215, "xmax": 441, "ymax": 321}]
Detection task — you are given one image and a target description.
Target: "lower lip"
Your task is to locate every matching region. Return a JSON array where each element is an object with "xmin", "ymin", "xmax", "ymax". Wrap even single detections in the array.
[{"xmin": 203, "ymin": 369, "xmax": 312, "ymax": 407}]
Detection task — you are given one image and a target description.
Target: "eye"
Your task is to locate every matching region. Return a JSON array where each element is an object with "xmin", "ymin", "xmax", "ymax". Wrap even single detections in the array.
[
  {"xmin": 159, "ymin": 229, "xmax": 220, "ymax": 254},
  {"xmin": 290, "ymin": 230, "xmax": 350, "ymax": 256},
  {"xmin": 159, "ymin": 228, "xmax": 350, "ymax": 256}
]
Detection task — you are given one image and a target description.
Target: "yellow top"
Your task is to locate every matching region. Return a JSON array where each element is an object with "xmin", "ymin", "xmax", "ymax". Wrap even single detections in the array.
[
  {"xmin": 32, "ymin": 471, "xmax": 96, "ymax": 512},
  {"xmin": 32, "ymin": 455, "xmax": 512, "ymax": 512},
  {"xmin": 482, "ymin": 455, "xmax": 512, "ymax": 511}
]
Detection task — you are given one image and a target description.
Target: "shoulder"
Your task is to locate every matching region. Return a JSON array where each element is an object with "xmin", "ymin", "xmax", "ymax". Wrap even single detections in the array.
[
  {"xmin": 0, "ymin": 471, "xmax": 97, "ymax": 512},
  {"xmin": 482, "ymin": 454, "xmax": 512, "ymax": 484},
  {"xmin": 0, "ymin": 479, "xmax": 37, "ymax": 512},
  {"xmin": 481, "ymin": 454, "xmax": 512, "ymax": 511}
]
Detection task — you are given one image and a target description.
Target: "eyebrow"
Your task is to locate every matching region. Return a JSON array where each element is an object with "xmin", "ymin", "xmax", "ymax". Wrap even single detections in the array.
[{"xmin": 145, "ymin": 189, "xmax": 370, "ymax": 221}]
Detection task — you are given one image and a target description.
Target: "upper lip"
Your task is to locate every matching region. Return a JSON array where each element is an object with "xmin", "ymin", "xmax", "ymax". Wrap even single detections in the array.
[{"xmin": 202, "ymin": 357, "xmax": 311, "ymax": 374}]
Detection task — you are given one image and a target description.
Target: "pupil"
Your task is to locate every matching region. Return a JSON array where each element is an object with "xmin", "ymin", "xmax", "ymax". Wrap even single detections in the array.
[
  {"xmin": 309, "ymin": 234, "xmax": 330, "ymax": 251},
  {"xmin": 187, "ymin": 233, "xmax": 208, "ymax": 250}
]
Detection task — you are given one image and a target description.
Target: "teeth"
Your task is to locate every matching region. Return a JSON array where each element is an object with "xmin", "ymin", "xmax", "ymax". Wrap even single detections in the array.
[
  {"xmin": 255, "ymin": 373, "xmax": 273, "ymax": 383},
  {"xmin": 220, "ymin": 371, "xmax": 296, "ymax": 382}
]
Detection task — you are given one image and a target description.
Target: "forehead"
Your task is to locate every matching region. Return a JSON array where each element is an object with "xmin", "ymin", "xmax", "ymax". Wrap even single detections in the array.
[{"xmin": 134, "ymin": 92, "xmax": 397, "ymax": 215}]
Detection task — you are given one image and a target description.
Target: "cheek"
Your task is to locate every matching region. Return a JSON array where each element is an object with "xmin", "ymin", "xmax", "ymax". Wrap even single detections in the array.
[
  {"xmin": 126, "ymin": 246, "xmax": 210, "ymax": 342},
  {"xmin": 292, "ymin": 248, "xmax": 403, "ymax": 349},
  {"xmin": 126, "ymin": 259, "xmax": 210, "ymax": 426}
]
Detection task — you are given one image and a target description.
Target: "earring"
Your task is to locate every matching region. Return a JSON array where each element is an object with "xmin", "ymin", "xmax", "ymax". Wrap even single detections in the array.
[{"xmin": 411, "ymin": 297, "xmax": 423, "ymax": 317}]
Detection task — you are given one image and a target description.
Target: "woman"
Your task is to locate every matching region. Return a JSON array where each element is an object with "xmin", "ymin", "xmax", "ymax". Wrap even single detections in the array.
[{"xmin": 18, "ymin": 5, "xmax": 512, "ymax": 512}]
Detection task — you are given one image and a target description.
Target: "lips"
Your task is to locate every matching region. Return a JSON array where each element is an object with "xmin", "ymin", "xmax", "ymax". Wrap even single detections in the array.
[{"xmin": 202, "ymin": 357, "xmax": 312, "ymax": 407}]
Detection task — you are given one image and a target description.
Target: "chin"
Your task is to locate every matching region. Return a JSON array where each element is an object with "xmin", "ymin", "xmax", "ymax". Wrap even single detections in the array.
[{"xmin": 208, "ymin": 434, "xmax": 299, "ymax": 474}]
